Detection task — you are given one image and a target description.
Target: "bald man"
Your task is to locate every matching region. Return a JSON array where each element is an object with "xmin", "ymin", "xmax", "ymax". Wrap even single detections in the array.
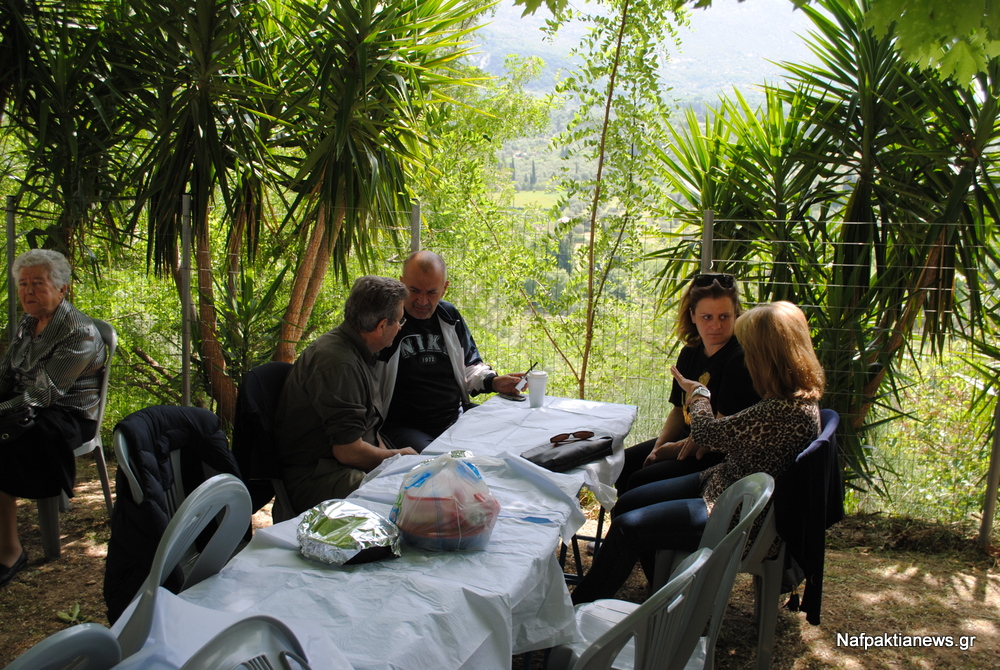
[{"xmin": 376, "ymin": 251, "xmax": 524, "ymax": 452}]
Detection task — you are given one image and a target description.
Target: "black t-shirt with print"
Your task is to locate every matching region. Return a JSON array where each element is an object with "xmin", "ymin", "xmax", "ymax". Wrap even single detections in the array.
[
  {"xmin": 668, "ymin": 336, "xmax": 760, "ymax": 435},
  {"xmin": 385, "ymin": 316, "xmax": 464, "ymax": 434}
]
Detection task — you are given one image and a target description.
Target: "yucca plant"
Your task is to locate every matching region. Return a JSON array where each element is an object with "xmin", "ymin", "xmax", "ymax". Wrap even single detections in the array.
[{"xmin": 646, "ymin": 0, "xmax": 1000, "ymax": 488}]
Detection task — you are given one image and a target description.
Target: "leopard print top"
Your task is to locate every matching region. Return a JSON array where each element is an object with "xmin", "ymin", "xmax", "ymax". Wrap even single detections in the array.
[{"xmin": 690, "ymin": 396, "xmax": 820, "ymax": 510}]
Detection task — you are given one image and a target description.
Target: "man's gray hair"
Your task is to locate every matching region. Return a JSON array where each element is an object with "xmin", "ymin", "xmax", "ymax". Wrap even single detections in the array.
[
  {"xmin": 344, "ymin": 275, "xmax": 407, "ymax": 333},
  {"xmin": 12, "ymin": 249, "xmax": 72, "ymax": 289}
]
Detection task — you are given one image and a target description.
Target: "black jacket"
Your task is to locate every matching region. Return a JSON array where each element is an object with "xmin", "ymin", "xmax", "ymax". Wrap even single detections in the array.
[
  {"xmin": 231, "ymin": 361, "xmax": 293, "ymax": 512},
  {"xmin": 774, "ymin": 408, "xmax": 844, "ymax": 625},
  {"xmin": 103, "ymin": 405, "xmax": 239, "ymax": 623}
]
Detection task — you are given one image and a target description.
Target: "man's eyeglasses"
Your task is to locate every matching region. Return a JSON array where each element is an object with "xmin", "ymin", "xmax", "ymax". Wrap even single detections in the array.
[
  {"xmin": 692, "ymin": 273, "xmax": 736, "ymax": 289},
  {"xmin": 550, "ymin": 430, "xmax": 595, "ymax": 444},
  {"xmin": 397, "ymin": 316, "xmax": 407, "ymax": 327}
]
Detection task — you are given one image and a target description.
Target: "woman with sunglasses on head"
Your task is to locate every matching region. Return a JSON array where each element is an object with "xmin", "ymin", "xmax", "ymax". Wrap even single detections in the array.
[
  {"xmin": 572, "ymin": 301, "xmax": 824, "ymax": 604},
  {"xmin": 615, "ymin": 273, "xmax": 760, "ymax": 497}
]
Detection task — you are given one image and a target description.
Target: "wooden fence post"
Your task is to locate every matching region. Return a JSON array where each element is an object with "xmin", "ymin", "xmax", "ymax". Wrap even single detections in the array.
[{"xmin": 410, "ymin": 201, "xmax": 421, "ymax": 253}]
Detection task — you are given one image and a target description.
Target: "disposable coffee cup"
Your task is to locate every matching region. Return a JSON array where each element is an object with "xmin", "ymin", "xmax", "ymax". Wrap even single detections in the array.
[{"xmin": 526, "ymin": 370, "xmax": 548, "ymax": 408}]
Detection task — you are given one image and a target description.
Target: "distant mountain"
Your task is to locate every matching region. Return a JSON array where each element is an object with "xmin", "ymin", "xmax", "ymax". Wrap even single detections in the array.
[{"xmin": 469, "ymin": 0, "xmax": 818, "ymax": 106}]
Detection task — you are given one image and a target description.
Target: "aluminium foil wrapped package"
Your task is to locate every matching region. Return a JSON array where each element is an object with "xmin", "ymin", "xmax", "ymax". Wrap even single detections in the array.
[{"xmin": 297, "ymin": 500, "xmax": 401, "ymax": 566}]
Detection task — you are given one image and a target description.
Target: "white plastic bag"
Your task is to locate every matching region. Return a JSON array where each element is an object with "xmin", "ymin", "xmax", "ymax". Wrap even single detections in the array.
[{"xmin": 390, "ymin": 452, "xmax": 501, "ymax": 551}]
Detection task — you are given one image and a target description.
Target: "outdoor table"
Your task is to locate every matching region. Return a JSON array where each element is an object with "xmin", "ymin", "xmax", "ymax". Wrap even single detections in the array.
[
  {"xmin": 109, "ymin": 396, "xmax": 637, "ymax": 670},
  {"xmin": 424, "ymin": 395, "xmax": 638, "ymax": 510}
]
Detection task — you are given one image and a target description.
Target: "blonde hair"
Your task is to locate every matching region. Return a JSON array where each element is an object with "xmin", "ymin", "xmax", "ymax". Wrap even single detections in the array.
[{"xmin": 734, "ymin": 301, "xmax": 825, "ymax": 401}]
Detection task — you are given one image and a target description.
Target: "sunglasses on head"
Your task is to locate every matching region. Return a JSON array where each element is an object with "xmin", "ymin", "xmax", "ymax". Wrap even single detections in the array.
[
  {"xmin": 692, "ymin": 273, "xmax": 736, "ymax": 289},
  {"xmin": 550, "ymin": 430, "xmax": 595, "ymax": 444}
]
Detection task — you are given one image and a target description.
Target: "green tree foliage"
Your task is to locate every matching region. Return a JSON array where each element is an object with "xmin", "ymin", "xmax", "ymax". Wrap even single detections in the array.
[
  {"xmin": 648, "ymin": 0, "xmax": 1000, "ymax": 487},
  {"xmin": 415, "ymin": 55, "xmax": 550, "ymax": 218},
  {"xmin": 415, "ymin": 56, "xmax": 553, "ymax": 342},
  {"xmin": 541, "ymin": 0, "xmax": 680, "ymax": 398},
  {"xmin": 865, "ymin": 0, "xmax": 1000, "ymax": 84},
  {"xmin": 1, "ymin": 0, "xmax": 489, "ymax": 421}
]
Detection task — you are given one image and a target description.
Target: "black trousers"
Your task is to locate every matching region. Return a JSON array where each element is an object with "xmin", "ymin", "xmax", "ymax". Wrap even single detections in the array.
[{"xmin": 0, "ymin": 405, "xmax": 96, "ymax": 498}]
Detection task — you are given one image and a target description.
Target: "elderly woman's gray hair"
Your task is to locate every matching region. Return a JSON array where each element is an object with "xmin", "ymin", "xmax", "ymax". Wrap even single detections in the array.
[
  {"xmin": 11, "ymin": 249, "xmax": 72, "ymax": 290},
  {"xmin": 344, "ymin": 276, "xmax": 407, "ymax": 333}
]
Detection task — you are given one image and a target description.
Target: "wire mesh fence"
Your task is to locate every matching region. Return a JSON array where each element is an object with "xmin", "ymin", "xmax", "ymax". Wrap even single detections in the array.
[{"xmin": 3, "ymin": 199, "xmax": 998, "ymax": 531}]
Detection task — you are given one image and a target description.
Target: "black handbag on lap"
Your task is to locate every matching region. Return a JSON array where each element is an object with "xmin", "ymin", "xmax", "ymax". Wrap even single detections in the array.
[
  {"xmin": 520, "ymin": 433, "xmax": 613, "ymax": 473},
  {"xmin": 0, "ymin": 406, "xmax": 36, "ymax": 443}
]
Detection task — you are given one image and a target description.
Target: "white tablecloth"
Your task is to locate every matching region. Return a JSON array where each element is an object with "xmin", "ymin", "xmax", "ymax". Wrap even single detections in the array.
[
  {"xmin": 108, "ymin": 397, "xmax": 637, "ymax": 670},
  {"xmin": 113, "ymin": 454, "xmax": 588, "ymax": 670},
  {"xmin": 423, "ymin": 395, "xmax": 638, "ymax": 509}
]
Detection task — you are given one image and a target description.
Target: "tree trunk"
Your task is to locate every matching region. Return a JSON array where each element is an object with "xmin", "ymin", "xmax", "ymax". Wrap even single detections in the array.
[
  {"xmin": 274, "ymin": 202, "xmax": 343, "ymax": 362},
  {"xmin": 852, "ymin": 230, "xmax": 947, "ymax": 428},
  {"xmin": 579, "ymin": 0, "xmax": 630, "ymax": 400},
  {"xmin": 194, "ymin": 228, "xmax": 237, "ymax": 422}
]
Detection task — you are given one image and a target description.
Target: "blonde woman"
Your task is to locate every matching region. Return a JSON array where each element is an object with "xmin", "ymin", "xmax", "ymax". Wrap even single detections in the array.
[{"xmin": 573, "ymin": 301, "xmax": 825, "ymax": 604}]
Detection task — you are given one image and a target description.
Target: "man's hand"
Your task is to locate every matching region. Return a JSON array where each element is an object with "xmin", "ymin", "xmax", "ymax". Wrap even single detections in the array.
[
  {"xmin": 334, "ymin": 439, "xmax": 417, "ymax": 470},
  {"xmin": 378, "ymin": 435, "xmax": 417, "ymax": 458},
  {"xmin": 492, "ymin": 373, "xmax": 525, "ymax": 395}
]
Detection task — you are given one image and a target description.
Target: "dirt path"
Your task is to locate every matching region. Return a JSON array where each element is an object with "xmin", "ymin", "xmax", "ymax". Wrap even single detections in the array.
[{"xmin": 1, "ymin": 459, "xmax": 997, "ymax": 668}]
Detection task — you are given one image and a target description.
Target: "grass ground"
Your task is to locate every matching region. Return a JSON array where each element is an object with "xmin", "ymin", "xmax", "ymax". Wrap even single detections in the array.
[{"xmin": 2, "ymin": 459, "xmax": 998, "ymax": 668}]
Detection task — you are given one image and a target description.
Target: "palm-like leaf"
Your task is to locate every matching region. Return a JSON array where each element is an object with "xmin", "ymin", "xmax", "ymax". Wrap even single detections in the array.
[
  {"xmin": 2, "ymin": 0, "xmax": 134, "ymax": 261},
  {"xmin": 648, "ymin": 0, "xmax": 1000, "ymax": 486},
  {"xmin": 274, "ymin": 0, "xmax": 483, "ymax": 278}
]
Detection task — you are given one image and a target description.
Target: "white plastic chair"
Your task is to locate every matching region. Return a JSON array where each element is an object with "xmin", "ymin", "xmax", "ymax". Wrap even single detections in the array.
[
  {"xmin": 551, "ymin": 473, "xmax": 774, "ymax": 670},
  {"xmin": 178, "ymin": 615, "xmax": 313, "ymax": 670},
  {"xmin": 116, "ymin": 473, "xmax": 252, "ymax": 658},
  {"xmin": 36, "ymin": 318, "xmax": 117, "ymax": 560},
  {"xmin": 2, "ymin": 622, "xmax": 121, "ymax": 670},
  {"xmin": 113, "ymin": 430, "xmax": 185, "ymax": 513},
  {"xmin": 679, "ymin": 472, "xmax": 775, "ymax": 670},
  {"xmin": 548, "ymin": 547, "xmax": 711, "ymax": 670}
]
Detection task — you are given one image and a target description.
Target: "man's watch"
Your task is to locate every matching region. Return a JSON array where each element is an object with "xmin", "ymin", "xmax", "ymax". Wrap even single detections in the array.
[{"xmin": 690, "ymin": 386, "xmax": 711, "ymax": 402}]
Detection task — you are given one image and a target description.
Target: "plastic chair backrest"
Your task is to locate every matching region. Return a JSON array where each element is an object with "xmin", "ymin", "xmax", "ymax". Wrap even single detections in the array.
[
  {"xmin": 116, "ymin": 473, "xmax": 252, "ymax": 658},
  {"xmin": 695, "ymin": 472, "xmax": 775, "ymax": 554},
  {"xmin": 74, "ymin": 318, "xmax": 116, "ymax": 457},
  {"xmin": 572, "ymin": 548, "xmax": 712, "ymax": 670},
  {"xmin": 114, "ymin": 427, "xmax": 185, "ymax": 511},
  {"xmin": 178, "ymin": 615, "xmax": 313, "ymax": 670},
  {"xmin": 667, "ymin": 472, "xmax": 775, "ymax": 670},
  {"xmin": 112, "ymin": 420, "xmax": 195, "ymax": 514},
  {"xmin": 3, "ymin": 622, "xmax": 122, "ymax": 670}
]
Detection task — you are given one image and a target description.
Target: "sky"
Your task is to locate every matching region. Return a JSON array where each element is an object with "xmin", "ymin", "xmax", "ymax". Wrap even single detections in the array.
[{"xmin": 474, "ymin": 0, "xmax": 819, "ymax": 101}]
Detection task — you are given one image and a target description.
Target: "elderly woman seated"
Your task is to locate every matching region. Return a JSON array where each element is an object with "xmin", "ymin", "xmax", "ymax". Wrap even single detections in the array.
[{"xmin": 0, "ymin": 249, "xmax": 106, "ymax": 587}]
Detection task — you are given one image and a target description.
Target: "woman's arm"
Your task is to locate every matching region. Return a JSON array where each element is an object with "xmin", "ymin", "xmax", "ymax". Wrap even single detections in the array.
[
  {"xmin": 671, "ymin": 364, "xmax": 754, "ymax": 454},
  {"xmin": 654, "ymin": 405, "xmax": 686, "ymax": 448},
  {"xmin": 0, "ymin": 325, "xmax": 100, "ymax": 415}
]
